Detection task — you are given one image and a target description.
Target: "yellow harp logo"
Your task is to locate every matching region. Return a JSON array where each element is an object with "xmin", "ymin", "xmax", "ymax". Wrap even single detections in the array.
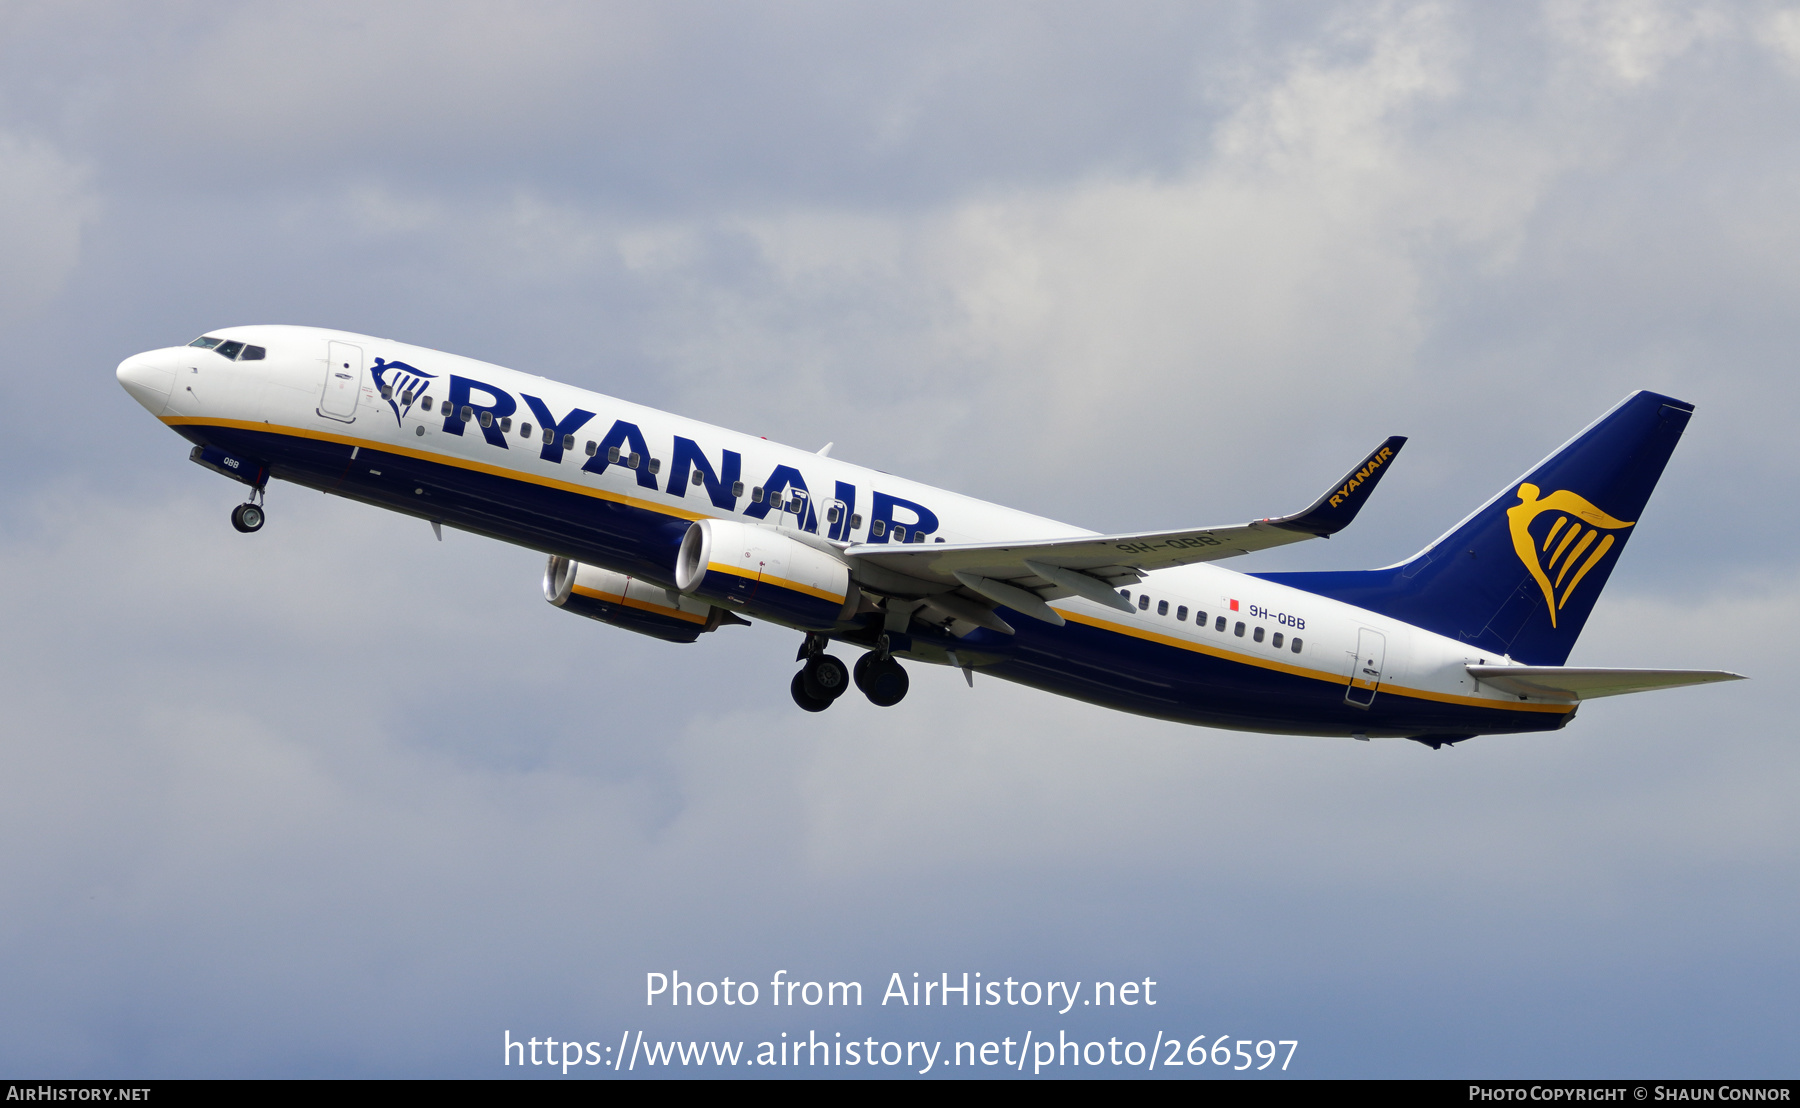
[{"xmin": 1507, "ymin": 483, "xmax": 1635, "ymax": 628}]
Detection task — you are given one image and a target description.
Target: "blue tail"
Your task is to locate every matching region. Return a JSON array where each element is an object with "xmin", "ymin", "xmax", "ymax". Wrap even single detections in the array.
[{"xmin": 1253, "ymin": 391, "xmax": 1693, "ymax": 665}]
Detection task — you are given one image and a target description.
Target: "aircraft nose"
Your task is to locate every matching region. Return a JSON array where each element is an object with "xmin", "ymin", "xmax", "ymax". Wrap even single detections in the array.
[{"xmin": 117, "ymin": 354, "xmax": 175, "ymax": 415}]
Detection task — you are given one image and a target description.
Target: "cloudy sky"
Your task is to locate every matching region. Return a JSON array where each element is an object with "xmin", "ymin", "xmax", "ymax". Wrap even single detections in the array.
[{"xmin": 1, "ymin": 0, "xmax": 1795, "ymax": 1078}]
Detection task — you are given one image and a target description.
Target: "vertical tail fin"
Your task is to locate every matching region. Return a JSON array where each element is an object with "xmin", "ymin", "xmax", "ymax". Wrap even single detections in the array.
[{"xmin": 1254, "ymin": 391, "xmax": 1693, "ymax": 665}]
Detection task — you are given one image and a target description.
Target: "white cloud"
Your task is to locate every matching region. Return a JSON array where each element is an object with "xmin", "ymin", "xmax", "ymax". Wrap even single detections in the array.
[
  {"xmin": 614, "ymin": 4, "xmax": 1578, "ymax": 511},
  {"xmin": 1544, "ymin": 0, "xmax": 1734, "ymax": 87},
  {"xmin": 1763, "ymin": 6, "xmax": 1800, "ymax": 69}
]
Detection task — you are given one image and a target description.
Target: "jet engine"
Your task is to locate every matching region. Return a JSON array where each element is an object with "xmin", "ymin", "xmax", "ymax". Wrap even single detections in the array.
[
  {"xmin": 675, "ymin": 518, "xmax": 859, "ymax": 631},
  {"xmin": 544, "ymin": 556, "xmax": 741, "ymax": 644}
]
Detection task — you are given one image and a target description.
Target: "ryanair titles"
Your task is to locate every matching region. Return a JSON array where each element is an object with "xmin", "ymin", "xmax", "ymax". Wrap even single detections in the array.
[{"xmin": 382, "ymin": 367, "xmax": 938, "ymax": 544}]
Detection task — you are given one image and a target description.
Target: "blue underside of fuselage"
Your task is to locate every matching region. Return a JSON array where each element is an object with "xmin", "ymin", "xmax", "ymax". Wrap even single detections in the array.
[{"xmin": 181, "ymin": 421, "xmax": 1568, "ymax": 739}]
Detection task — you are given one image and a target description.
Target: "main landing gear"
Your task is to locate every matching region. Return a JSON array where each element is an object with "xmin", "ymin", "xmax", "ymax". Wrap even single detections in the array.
[
  {"xmin": 789, "ymin": 634, "xmax": 909, "ymax": 712},
  {"xmin": 791, "ymin": 633, "xmax": 851, "ymax": 713},
  {"xmin": 854, "ymin": 649, "xmax": 909, "ymax": 707}
]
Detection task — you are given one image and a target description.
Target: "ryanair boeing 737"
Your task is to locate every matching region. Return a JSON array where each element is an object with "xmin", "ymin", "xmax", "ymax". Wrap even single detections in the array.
[{"xmin": 116, "ymin": 326, "xmax": 1740, "ymax": 746}]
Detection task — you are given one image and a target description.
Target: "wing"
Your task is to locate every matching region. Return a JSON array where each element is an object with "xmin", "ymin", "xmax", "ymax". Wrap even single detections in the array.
[
  {"xmin": 1466, "ymin": 666, "xmax": 1745, "ymax": 701},
  {"xmin": 846, "ymin": 436, "xmax": 1405, "ymax": 629}
]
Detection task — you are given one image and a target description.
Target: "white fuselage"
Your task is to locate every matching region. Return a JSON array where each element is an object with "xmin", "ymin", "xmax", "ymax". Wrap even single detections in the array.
[{"xmin": 117, "ymin": 324, "xmax": 1573, "ymax": 737}]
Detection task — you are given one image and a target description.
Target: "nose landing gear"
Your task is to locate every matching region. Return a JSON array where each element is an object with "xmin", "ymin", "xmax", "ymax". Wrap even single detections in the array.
[
  {"xmin": 230, "ymin": 502, "xmax": 265, "ymax": 533},
  {"xmin": 230, "ymin": 484, "xmax": 268, "ymax": 533}
]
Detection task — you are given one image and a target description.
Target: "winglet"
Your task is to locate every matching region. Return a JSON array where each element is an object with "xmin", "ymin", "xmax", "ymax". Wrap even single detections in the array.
[{"xmin": 1269, "ymin": 435, "xmax": 1407, "ymax": 536}]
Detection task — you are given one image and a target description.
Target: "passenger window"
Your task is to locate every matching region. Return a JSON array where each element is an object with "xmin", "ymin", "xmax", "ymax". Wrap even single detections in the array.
[
  {"xmin": 1177, "ymin": 606, "xmax": 1188, "ymax": 621},
  {"xmin": 872, "ymin": 520, "xmax": 886, "ymax": 536},
  {"xmin": 892, "ymin": 525, "xmax": 907, "ymax": 541},
  {"xmin": 826, "ymin": 505, "xmax": 841, "ymax": 522},
  {"xmin": 1195, "ymin": 611, "xmax": 1207, "ymax": 626},
  {"xmin": 1134, "ymin": 594, "xmax": 1147, "ymax": 611},
  {"xmin": 1233, "ymin": 621, "xmax": 1245, "ymax": 637},
  {"xmin": 189, "ymin": 336, "xmax": 222, "ymax": 349},
  {"xmin": 421, "ymin": 397, "xmax": 434, "ymax": 411},
  {"xmin": 934, "ymin": 537, "xmax": 944, "ymax": 543},
  {"xmin": 648, "ymin": 458, "xmax": 660, "ymax": 474},
  {"xmin": 585, "ymin": 441, "xmax": 597, "ymax": 456},
  {"xmin": 1291, "ymin": 638, "xmax": 1303, "ymax": 653},
  {"xmin": 751, "ymin": 486, "xmax": 764, "ymax": 503},
  {"xmin": 542, "ymin": 428, "xmax": 554, "ymax": 445},
  {"xmin": 401, "ymin": 390, "xmax": 414, "ymax": 405},
  {"xmin": 1157, "ymin": 600, "xmax": 1168, "ymax": 616},
  {"xmin": 240, "ymin": 345, "xmax": 265, "ymax": 361},
  {"xmin": 1272, "ymin": 632, "xmax": 1284, "ymax": 649},
  {"xmin": 564, "ymin": 434, "xmax": 577, "ymax": 451},
  {"xmin": 1214, "ymin": 615, "xmax": 1225, "ymax": 631},
  {"xmin": 215, "ymin": 340, "xmax": 244, "ymax": 359},
  {"xmin": 461, "ymin": 405, "xmax": 474, "ymax": 422},
  {"xmin": 1253, "ymin": 626, "xmax": 1264, "ymax": 643},
  {"xmin": 479, "ymin": 411, "xmax": 493, "ymax": 428},
  {"xmin": 849, "ymin": 513, "xmax": 861, "ymax": 528},
  {"xmin": 380, "ymin": 384, "xmax": 393, "ymax": 399},
  {"xmin": 520, "ymin": 422, "xmax": 533, "ymax": 438},
  {"xmin": 1120, "ymin": 590, "xmax": 1131, "ymax": 602},
  {"xmin": 627, "ymin": 452, "xmax": 641, "ymax": 469},
  {"xmin": 608, "ymin": 446, "xmax": 621, "ymax": 463},
  {"xmin": 692, "ymin": 470, "xmax": 706, "ymax": 487},
  {"xmin": 500, "ymin": 417, "xmax": 512, "ymax": 433},
  {"xmin": 733, "ymin": 482, "xmax": 746, "ymax": 498}
]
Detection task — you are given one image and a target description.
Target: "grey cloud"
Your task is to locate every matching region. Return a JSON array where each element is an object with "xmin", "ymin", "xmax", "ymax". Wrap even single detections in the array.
[{"xmin": 0, "ymin": 131, "xmax": 96, "ymax": 322}]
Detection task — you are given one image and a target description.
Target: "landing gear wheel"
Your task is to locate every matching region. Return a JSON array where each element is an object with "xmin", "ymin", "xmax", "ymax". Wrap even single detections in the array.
[
  {"xmin": 856, "ymin": 654, "xmax": 909, "ymax": 707},
  {"xmin": 802, "ymin": 654, "xmax": 850, "ymax": 701},
  {"xmin": 790, "ymin": 671, "xmax": 831, "ymax": 713},
  {"xmin": 230, "ymin": 503, "xmax": 265, "ymax": 533}
]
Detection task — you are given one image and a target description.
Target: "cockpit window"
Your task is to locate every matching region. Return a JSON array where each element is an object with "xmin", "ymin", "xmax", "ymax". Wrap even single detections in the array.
[
  {"xmin": 215, "ymin": 340, "xmax": 245, "ymax": 359},
  {"xmin": 189, "ymin": 336, "xmax": 222, "ymax": 349},
  {"xmin": 239, "ymin": 345, "xmax": 265, "ymax": 360}
]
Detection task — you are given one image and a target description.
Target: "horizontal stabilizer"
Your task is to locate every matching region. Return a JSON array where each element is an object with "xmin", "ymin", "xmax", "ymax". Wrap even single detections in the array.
[{"xmin": 1466, "ymin": 665, "xmax": 1744, "ymax": 701}]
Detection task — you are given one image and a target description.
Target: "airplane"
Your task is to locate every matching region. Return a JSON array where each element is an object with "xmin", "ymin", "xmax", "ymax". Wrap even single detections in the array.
[{"xmin": 115, "ymin": 325, "xmax": 1741, "ymax": 747}]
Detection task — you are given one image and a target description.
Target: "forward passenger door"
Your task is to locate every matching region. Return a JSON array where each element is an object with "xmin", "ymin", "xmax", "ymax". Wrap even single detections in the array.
[{"xmin": 320, "ymin": 341, "xmax": 364, "ymax": 422}]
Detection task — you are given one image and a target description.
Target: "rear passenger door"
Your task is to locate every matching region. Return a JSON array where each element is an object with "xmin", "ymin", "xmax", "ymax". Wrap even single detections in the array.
[{"xmin": 1344, "ymin": 628, "xmax": 1386, "ymax": 708}]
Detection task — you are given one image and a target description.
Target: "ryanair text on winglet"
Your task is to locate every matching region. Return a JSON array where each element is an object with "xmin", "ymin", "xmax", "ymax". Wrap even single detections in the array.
[{"xmin": 1327, "ymin": 445, "xmax": 1396, "ymax": 509}]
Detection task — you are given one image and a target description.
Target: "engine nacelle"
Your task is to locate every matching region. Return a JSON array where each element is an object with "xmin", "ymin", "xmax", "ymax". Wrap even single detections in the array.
[
  {"xmin": 544, "ymin": 556, "xmax": 734, "ymax": 644},
  {"xmin": 675, "ymin": 518, "xmax": 857, "ymax": 631}
]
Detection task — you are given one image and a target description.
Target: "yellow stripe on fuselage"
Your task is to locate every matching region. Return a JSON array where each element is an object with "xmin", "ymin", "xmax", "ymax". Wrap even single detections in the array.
[
  {"xmin": 162, "ymin": 416, "xmax": 708, "ymax": 522},
  {"xmin": 1059, "ymin": 611, "xmax": 1573, "ymax": 715},
  {"xmin": 178, "ymin": 417, "xmax": 1565, "ymax": 716}
]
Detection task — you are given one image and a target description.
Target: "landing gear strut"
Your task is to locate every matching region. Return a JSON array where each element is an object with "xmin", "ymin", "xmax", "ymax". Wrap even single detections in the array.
[{"xmin": 790, "ymin": 633, "xmax": 851, "ymax": 712}]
